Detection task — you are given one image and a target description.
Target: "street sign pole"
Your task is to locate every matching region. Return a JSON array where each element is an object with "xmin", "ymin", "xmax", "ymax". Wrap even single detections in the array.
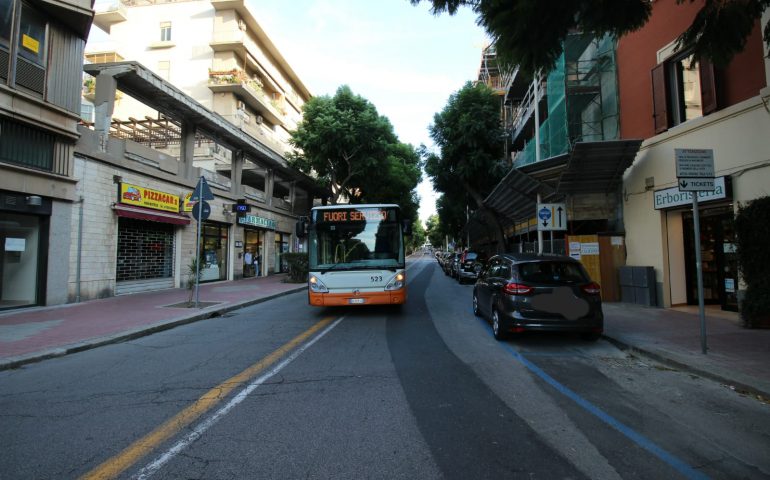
[
  {"xmin": 195, "ymin": 196, "xmax": 202, "ymax": 308},
  {"xmin": 692, "ymin": 192, "xmax": 707, "ymax": 354}
]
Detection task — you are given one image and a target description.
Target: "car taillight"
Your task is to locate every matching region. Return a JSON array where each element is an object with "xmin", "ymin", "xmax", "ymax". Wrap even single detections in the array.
[
  {"xmin": 582, "ymin": 282, "xmax": 601, "ymax": 295},
  {"xmin": 503, "ymin": 282, "xmax": 533, "ymax": 295}
]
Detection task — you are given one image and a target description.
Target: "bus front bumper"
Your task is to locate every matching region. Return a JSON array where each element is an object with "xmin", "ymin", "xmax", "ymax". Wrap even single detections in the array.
[{"xmin": 309, "ymin": 289, "xmax": 406, "ymax": 306}]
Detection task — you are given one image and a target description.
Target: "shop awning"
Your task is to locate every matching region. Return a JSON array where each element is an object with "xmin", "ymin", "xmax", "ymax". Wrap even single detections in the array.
[
  {"xmin": 556, "ymin": 140, "xmax": 643, "ymax": 194},
  {"xmin": 112, "ymin": 204, "xmax": 191, "ymax": 225}
]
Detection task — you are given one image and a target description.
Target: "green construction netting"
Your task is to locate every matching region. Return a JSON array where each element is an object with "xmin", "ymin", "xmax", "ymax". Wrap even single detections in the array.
[{"xmin": 514, "ymin": 33, "xmax": 618, "ymax": 168}]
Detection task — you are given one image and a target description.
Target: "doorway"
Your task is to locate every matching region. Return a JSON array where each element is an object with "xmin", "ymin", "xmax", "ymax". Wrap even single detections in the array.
[{"xmin": 682, "ymin": 206, "xmax": 738, "ymax": 311}]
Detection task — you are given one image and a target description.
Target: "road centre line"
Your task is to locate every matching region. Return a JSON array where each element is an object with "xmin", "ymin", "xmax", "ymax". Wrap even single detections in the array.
[
  {"xmin": 81, "ymin": 315, "xmax": 343, "ymax": 480},
  {"xmin": 471, "ymin": 315, "xmax": 709, "ymax": 480}
]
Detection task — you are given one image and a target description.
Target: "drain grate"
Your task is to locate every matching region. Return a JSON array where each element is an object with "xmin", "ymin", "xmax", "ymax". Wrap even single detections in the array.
[{"xmin": 164, "ymin": 301, "xmax": 222, "ymax": 309}]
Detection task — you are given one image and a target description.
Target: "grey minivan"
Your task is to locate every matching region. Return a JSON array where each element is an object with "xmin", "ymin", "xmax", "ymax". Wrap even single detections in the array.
[{"xmin": 472, "ymin": 253, "xmax": 603, "ymax": 341}]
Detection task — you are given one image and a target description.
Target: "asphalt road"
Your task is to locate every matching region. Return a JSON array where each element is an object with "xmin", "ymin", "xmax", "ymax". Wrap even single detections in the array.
[{"xmin": 1, "ymin": 256, "xmax": 768, "ymax": 479}]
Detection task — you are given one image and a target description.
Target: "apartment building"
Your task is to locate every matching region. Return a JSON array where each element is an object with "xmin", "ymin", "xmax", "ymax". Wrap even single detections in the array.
[
  {"xmin": 66, "ymin": 0, "xmax": 324, "ymax": 299},
  {"xmin": 0, "ymin": 0, "xmax": 93, "ymax": 310},
  {"xmin": 473, "ymin": 34, "xmax": 638, "ymax": 301},
  {"xmin": 619, "ymin": 1, "xmax": 770, "ymax": 310}
]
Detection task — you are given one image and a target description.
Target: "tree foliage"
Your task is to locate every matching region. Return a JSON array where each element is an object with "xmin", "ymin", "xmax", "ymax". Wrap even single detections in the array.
[
  {"xmin": 288, "ymin": 85, "xmax": 421, "ymax": 222},
  {"xmin": 425, "ymin": 214, "xmax": 444, "ymax": 247},
  {"xmin": 411, "ymin": 0, "xmax": 770, "ymax": 74},
  {"xmin": 422, "ymin": 82, "xmax": 507, "ymax": 251}
]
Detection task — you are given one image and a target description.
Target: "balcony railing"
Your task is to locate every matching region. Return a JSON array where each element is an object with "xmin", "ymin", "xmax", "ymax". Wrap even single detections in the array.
[{"xmin": 208, "ymin": 69, "xmax": 286, "ymax": 125}]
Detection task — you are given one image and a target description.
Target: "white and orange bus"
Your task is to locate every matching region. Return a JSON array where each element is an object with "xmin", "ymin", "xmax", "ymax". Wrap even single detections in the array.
[{"xmin": 301, "ymin": 204, "xmax": 409, "ymax": 307}]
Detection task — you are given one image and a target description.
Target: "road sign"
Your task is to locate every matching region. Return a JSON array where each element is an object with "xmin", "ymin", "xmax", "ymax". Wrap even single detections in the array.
[
  {"xmin": 675, "ymin": 148, "xmax": 714, "ymax": 179},
  {"xmin": 190, "ymin": 176, "xmax": 214, "ymax": 202},
  {"xmin": 678, "ymin": 177, "xmax": 716, "ymax": 192},
  {"xmin": 191, "ymin": 200, "xmax": 211, "ymax": 221},
  {"xmin": 537, "ymin": 203, "xmax": 567, "ymax": 231}
]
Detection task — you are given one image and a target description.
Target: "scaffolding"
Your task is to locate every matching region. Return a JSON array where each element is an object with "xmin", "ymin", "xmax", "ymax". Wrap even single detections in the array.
[{"xmin": 513, "ymin": 33, "xmax": 619, "ymax": 167}]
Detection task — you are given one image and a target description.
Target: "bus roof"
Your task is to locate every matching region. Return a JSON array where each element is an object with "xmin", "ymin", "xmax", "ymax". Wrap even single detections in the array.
[{"xmin": 311, "ymin": 204, "xmax": 400, "ymax": 211}]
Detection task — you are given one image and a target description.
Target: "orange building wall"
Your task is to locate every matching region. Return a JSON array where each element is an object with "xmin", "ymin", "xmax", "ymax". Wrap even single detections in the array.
[{"xmin": 617, "ymin": 0, "xmax": 767, "ymax": 140}]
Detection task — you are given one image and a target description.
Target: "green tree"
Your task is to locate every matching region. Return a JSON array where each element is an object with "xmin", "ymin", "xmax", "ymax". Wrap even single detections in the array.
[
  {"xmin": 359, "ymin": 141, "xmax": 422, "ymax": 223},
  {"xmin": 411, "ymin": 0, "xmax": 770, "ymax": 74},
  {"xmin": 422, "ymin": 82, "xmax": 508, "ymax": 252},
  {"xmin": 425, "ymin": 214, "xmax": 444, "ymax": 248},
  {"xmin": 406, "ymin": 219, "xmax": 427, "ymax": 253},
  {"xmin": 289, "ymin": 85, "xmax": 399, "ymax": 205}
]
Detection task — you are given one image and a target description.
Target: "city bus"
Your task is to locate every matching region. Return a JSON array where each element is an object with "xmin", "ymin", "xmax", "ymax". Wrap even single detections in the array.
[{"xmin": 300, "ymin": 204, "xmax": 409, "ymax": 306}]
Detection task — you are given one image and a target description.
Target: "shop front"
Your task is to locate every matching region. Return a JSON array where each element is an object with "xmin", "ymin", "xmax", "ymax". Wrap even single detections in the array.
[
  {"xmin": 199, "ymin": 221, "xmax": 230, "ymax": 282},
  {"xmin": 113, "ymin": 182, "xmax": 190, "ymax": 294},
  {"xmin": 242, "ymin": 228, "xmax": 263, "ymax": 278},
  {"xmin": 274, "ymin": 231, "xmax": 289, "ymax": 273},
  {"xmin": 0, "ymin": 191, "xmax": 51, "ymax": 310},
  {"xmin": 237, "ymin": 213, "xmax": 275, "ymax": 276},
  {"xmin": 654, "ymin": 176, "xmax": 737, "ymax": 311}
]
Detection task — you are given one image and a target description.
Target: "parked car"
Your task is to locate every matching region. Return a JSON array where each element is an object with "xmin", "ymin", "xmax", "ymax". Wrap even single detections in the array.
[
  {"xmin": 443, "ymin": 252, "xmax": 460, "ymax": 276},
  {"xmin": 472, "ymin": 253, "xmax": 603, "ymax": 341},
  {"xmin": 457, "ymin": 251, "xmax": 487, "ymax": 284},
  {"xmin": 449, "ymin": 252, "xmax": 462, "ymax": 278}
]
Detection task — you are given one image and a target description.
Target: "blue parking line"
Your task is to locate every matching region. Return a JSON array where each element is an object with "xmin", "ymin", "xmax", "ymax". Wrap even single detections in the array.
[{"xmin": 473, "ymin": 315, "xmax": 710, "ymax": 480}]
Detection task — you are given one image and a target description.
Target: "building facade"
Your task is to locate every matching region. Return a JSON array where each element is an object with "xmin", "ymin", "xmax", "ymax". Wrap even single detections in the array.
[
  {"xmin": 619, "ymin": 1, "xmax": 770, "ymax": 310},
  {"xmin": 473, "ymin": 34, "xmax": 638, "ymax": 302},
  {"xmin": 0, "ymin": 0, "xmax": 93, "ymax": 310}
]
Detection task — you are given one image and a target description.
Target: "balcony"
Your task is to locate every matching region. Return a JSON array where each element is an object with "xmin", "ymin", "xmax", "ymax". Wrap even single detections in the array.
[
  {"xmin": 93, "ymin": 2, "xmax": 128, "ymax": 33},
  {"xmin": 208, "ymin": 69, "xmax": 285, "ymax": 126}
]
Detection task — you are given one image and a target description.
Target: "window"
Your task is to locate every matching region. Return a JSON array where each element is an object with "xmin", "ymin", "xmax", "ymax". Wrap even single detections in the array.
[
  {"xmin": 160, "ymin": 21, "xmax": 171, "ymax": 42},
  {"xmin": 652, "ymin": 52, "xmax": 716, "ymax": 133},
  {"xmin": 0, "ymin": 0, "xmax": 13, "ymax": 45},
  {"xmin": 157, "ymin": 60, "xmax": 169, "ymax": 80},
  {"xmin": 17, "ymin": 3, "xmax": 45, "ymax": 66}
]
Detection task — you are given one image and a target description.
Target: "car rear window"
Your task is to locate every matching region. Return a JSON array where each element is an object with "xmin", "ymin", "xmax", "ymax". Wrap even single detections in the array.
[
  {"xmin": 517, "ymin": 261, "xmax": 589, "ymax": 285},
  {"xmin": 464, "ymin": 253, "xmax": 478, "ymax": 261}
]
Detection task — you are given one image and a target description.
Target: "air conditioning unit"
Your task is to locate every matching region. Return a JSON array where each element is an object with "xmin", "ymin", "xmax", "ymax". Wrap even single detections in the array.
[
  {"xmin": 236, "ymin": 100, "xmax": 245, "ymax": 110},
  {"xmin": 255, "ymin": 115, "xmax": 263, "ymax": 124}
]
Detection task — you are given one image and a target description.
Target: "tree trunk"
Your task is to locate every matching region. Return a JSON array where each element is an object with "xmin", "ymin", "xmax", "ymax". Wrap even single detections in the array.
[{"xmin": 461, "ymin": 179, "xmax": 508, "ymax": 254}]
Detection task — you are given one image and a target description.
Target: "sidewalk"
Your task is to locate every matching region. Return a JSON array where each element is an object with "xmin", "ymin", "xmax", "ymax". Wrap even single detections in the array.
[
  {"xmin": 0, "ymin": 274, "xmax": 305, "ymax": 370},
  {"xmin": 1, "ymin": 278, "xmax": 769, "ymax": 400}
]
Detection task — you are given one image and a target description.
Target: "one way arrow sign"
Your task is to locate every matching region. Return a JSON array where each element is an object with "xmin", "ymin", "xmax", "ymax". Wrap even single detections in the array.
[{"xmin": 537, "ymin": 203, "xmax": 568, "ymax": 231}]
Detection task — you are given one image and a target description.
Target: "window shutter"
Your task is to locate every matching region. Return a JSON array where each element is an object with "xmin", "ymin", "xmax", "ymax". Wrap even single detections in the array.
[
  {"xmin": 699, "ymin": 58, "xmax": 717, "ymax": 115},
  {"xmin": 651, "ymin": 63, "xmax": 668, "ymax": 134}
]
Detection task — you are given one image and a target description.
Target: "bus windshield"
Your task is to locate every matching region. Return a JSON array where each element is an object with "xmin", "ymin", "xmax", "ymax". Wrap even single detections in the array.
[{"xmin": 308, "ymin": 206, "xmax": 404, "ymax": 270}]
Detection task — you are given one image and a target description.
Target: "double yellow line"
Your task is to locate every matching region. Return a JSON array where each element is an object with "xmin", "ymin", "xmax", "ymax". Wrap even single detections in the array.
[{"xmin": 82, "ymin": 316, "xmax": 336, "ymax": 480}]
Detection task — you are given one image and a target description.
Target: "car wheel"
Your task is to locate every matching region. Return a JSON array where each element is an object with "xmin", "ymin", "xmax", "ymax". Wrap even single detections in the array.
[
  {"xmin": 472, "ymin": 291, "xmax": 481, "ymax": 317},
  {"xmin": 492, "ymin": 308, "xmax": 506, "ymax": 341}
]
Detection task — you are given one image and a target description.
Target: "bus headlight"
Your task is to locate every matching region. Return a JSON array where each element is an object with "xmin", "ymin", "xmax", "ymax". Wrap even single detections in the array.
[
  {"xmin": 385, "ymin": 271, "xmax": 405, "ymax": 291},
  {"xmin": 309, "ymin": 275, "xmax": 329, "ymax": 293}
]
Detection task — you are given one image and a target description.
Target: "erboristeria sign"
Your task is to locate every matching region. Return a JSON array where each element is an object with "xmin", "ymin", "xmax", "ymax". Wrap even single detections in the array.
[{"xmin": 654, "ymin": 176, "xmax": 729, "ymax": 210}]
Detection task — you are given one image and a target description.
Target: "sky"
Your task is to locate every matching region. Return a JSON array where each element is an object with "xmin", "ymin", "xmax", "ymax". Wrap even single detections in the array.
[
  {"xmin": 248, "ymin": 1, "xmax": 488, "ymax": 225},
  {"xmin": 92, "ymin": 0, "xmax": 489, "ymax": 225}
]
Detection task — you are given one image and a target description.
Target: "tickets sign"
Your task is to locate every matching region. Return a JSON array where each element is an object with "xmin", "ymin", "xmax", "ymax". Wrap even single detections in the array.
[{"xmin": 119, "ymin": 183, "xmax": 180, "ymax": 212}]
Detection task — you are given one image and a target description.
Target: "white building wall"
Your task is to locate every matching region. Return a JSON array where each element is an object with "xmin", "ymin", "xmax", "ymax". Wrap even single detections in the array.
[
  {"xmin": 623, "ymin": 92, "xmax": 770, "ymax": 306},
  {"xmin": 103, "ymin": 1, "xmax": 216, "ymax": 111}
]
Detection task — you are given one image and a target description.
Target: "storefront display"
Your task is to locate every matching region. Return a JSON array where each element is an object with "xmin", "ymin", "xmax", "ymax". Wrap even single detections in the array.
[
  {"xmin": 0, "ymin": 212, "xmax": 44, "ymax": 310},
  {"xmin": 200, "ymin": 222, "xmax": 229, "ymax": 282},
  {"xmin": 243, "ymin": 229, "xmax": 262, "ymax": 278}
]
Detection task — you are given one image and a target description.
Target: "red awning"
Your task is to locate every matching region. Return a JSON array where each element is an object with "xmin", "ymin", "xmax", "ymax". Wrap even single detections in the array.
[{"xmin": 112, "ymin": 204, "xmax": 191, "ymax": 225}]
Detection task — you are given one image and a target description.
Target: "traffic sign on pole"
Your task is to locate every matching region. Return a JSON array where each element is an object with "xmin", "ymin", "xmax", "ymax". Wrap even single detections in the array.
[
  {"xmin": 537, "ymin": 203, "xmax": 567, "ymax": 231},
  {"xmin": 675, "ymin": 148, "xmax": 714, "ymax": 179},
  {"xmin": 678, "ymin": 177, "xmax": 716, "ymax": 192},
  {"xmin": 190, "ymin": 176, "xmax": 214, "ymax": 202}
]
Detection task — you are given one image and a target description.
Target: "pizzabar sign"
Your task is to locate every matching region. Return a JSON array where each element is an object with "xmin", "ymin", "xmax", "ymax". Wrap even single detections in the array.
[
  {"xmin": 319, "ymin": 209, "xmax": 391, "ymax": 223},
  {"xmin": 119, "ymin": 183, "xmax": 180, "ymax": 213}
]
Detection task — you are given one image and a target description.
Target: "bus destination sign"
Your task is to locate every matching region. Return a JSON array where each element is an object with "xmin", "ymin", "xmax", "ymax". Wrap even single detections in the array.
[{"xmin": 321, "ymin": 209, "xmax": 390, "ymax": 223}]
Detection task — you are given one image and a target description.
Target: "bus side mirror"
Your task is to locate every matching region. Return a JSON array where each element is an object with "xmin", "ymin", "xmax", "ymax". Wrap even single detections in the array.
[
  {"xmin": 402, "ymin": 220, "xmax": 412, "ymax": 236},
  {"xmin": 296, "ymin": 217, "xmax": 308, "ymax": 237}
]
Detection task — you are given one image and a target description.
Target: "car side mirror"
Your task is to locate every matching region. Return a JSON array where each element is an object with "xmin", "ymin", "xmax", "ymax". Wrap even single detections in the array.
[{"xmin": 402, "ymin": 220, "xmax": 412, "ymax": 236}]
